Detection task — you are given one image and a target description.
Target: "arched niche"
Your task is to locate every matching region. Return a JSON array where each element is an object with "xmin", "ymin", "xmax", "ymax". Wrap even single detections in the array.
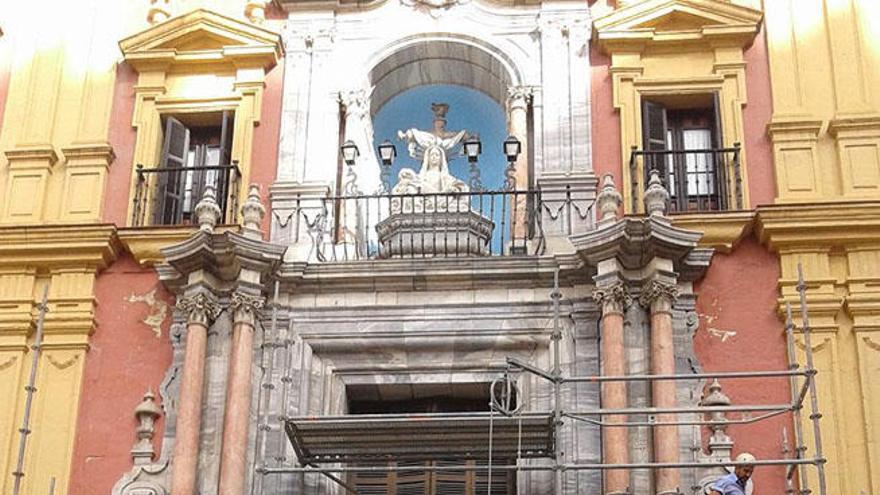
[{"xmin": 367, "ymin": 35, "xmax": 521, "ymax": 116}]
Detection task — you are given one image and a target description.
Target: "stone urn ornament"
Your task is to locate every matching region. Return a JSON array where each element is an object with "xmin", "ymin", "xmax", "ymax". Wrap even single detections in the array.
[{"xmin": 644, "ymin": 168, "xmax": 669, "ymax": 217}]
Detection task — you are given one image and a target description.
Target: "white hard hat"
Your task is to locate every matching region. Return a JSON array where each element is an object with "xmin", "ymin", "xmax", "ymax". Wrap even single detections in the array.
[{"xmin": 735, "ymin": 452, "xmax": 756, "ymax": 464}]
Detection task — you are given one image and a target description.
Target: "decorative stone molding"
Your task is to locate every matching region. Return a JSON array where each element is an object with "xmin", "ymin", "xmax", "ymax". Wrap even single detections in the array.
[
  {"xmin": 643, "ymin": 169, "xmax": 669, "ymax": 217},
  {"xmin": 132, "ymin": 390, "xmax": 163, "ymax": 465},
  {"xmin": 240, "ymin": 184, "xmax": 266, "ymax": 239},
  {"xmin": 245, "ymin": 0, "xmax": 268, "ymax": 24},
  {"xmin": 639, "ymin": 279, "xmax": 679, "ymax": 312},
  {"xmin": 147, "ymin": 0, "xmax": 171, "ymax": 25},
  {"xmin": 592, "ymin": 282, "xmax": 632, "ymax": 315},
  {"xmin": 175, "ymin": 293, "xmax": 221, "ymax": 326},
  {"xmin": 230, "ymin": 292, "xmax": 265, "ymax": 326},
  {"xmin": 596, "ymin": 173, "xmax": 623, "ymax": 226},
  {"xmin": 194, "ymin": 186, "xmax": 222, "ymax": 233},
  {"xmin": 506, "ymin": 85, "xmax": 533, "ymax": 112}
]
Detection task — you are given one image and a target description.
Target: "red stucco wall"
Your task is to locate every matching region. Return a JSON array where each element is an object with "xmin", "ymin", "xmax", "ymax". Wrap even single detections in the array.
[
  {"xmin": 694, "ymin": 237, "xmax": 791, "ymax": 493},
  {"xmin": 0, "ymin": 35, "xmax": 13, "ymax": 140},
  {"xmin": 590, "ymin": 43, "xmax": 622, "ymax": 188},
  {"xmin": 741, "ymin": 26, "xmax": 775, "ymax": 207},
  {"xmin": 249, "ymin": 62, "xmax": 285, "ymax": 237},
  {"xmin": 102, "ymin": 62, "xmax": 139, "ymax": 226},
  {"xmin": 68, "ymin": 255, "xmax": 174, "ymax": 495}
]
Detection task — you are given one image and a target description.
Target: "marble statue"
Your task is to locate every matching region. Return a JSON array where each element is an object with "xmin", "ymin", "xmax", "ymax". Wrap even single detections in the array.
[{"xmin": 392, "ymin": 103, "xmax": 470, "ymax": 212}]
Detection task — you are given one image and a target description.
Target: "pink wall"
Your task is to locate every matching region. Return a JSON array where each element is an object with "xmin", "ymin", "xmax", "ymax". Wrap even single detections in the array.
[
  {"xmin": 68, "ymin": 255, "xmax": 174, "ymax": 495},
  {"xmin": 694, "ymin": 237, "xmax": 791, "ymax": 493},
  {"xmin": 741, "ymin": 26, "xmax": 775, "ymax": 207},
  {"xmin": 0, "ymin": 38, "xmax": 13, "ymax": 141},
  {"xmin": 590, "ymin": 44, "xmax": 623, "ymax": 189},
  {"xmin": 102, "ymin": 62, "xmax": 139, "ymax": 226},
  {"xmin": 249, "ymin": 62, "xmax": 285, "ymax": 237}
]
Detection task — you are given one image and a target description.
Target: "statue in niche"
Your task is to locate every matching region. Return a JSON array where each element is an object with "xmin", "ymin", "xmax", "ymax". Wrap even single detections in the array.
[{"xmin": 393, "ymin": 103, "xmax": 470, "ymax": 212}]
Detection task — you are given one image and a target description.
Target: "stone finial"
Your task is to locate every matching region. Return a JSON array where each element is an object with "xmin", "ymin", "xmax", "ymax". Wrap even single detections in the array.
[
  {"xmin": 240, "ymin": 184, "xmax": 266, "ymax": 239},
  {"xmin": 194, "ymin": 185, "xmax": 222, "ymax": 233},
  {"xmin": 596, "ymin": 173, "xmax": 623, "ymax": 226},
  {"xmin": 701, "ymin": 379, "xmax": 733, "ymax": 460},
  {"xmin": 131, "ymin": 390, "xmax": 162, "ymax": 465},
  {"xmin": 643, "ymin": 169, "xmax": 669, "ymax": 217},
  {"xmin": 147, "ymin": 0, "xmax": 171, "ymax": 24},
  {"xmin": 245, "ymin": 0, "xmax": 268, "ymax": 24}
]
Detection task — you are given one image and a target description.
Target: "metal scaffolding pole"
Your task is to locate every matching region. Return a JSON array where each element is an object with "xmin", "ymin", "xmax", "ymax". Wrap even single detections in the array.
[
  {"xmin": 796, "ymin": 264, "xmax": 827, "ymax": 495},
  {"xmin": 551, "ymin": 268, "xmax": 563, "ymax": 495},
  {"xmin": 11, "ymin": 286, "xmax": 49, "ymax": 495},
  {"xmin": 785, "ymin": 302, "xmax": 810, "ymax": 495}
]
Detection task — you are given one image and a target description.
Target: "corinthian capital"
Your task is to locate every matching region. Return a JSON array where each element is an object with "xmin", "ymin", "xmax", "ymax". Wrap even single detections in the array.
[
  {"xmin": 176, "ymin": 293, "xmax": 221, "ymax": 326},
  {"xmin": 592, "ymin": 282, "xmax": 632, "ymax": 315},
  {"xmin": 639, "ymin": 280, "xmax": 679, "ymax": 312},
  {"xmin": 231, "ymin": 292, "xmax": 265, "ymax": 326},
  {"xmin": 507, "ymin": 86, "xmax": 534, "ymax": 111}
]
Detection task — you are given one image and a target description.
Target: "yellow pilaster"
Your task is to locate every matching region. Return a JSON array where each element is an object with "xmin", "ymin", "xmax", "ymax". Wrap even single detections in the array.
[
  {"xmin": 765, "ymin": 0, "xmax": 880, "ymax": 202},
  {"xmin": 0, "ymin": 225, "xmax": 118, "ymax": 495},
  {"xmin": 757, "ymin": 202, "xmax": 880, "ymax": 495}
]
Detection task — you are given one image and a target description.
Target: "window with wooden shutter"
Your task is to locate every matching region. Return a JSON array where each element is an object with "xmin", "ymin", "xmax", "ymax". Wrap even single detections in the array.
[{"xmin": 640, "ymin": 94, "xmax": 729, "ymax": 212}]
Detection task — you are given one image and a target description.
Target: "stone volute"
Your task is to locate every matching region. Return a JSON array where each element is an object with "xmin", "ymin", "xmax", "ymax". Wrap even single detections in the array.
[
  {"xmin": 644, "ymin": 168, "xmax": 669, "ymax": 217},
  {"xmin": 240, "ymin": 184, "xmax": 266, "ymax": 240},
  {"xmin": 131, "ymin": 390, "xmax": 162, "ymax": 465},
  {"xmin": 596, "ymin": 173, "xmax": 623, "ymax": 226},
  {"xmin": 194, "ymin": 185, "xmax": 222, "ymax": 233}
]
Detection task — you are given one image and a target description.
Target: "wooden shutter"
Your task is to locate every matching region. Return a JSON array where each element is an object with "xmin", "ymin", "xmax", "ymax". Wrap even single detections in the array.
[
  {"xmin": 641, "ymin": 99, "xmax": 669, "ymax": 182},
  {"xmin": 217, "ymin": 110, "xmax": 234, "ymax": 222},
  {"xmin": 155, "ymin": 116, "xmax": 190, "ymax": 225}
]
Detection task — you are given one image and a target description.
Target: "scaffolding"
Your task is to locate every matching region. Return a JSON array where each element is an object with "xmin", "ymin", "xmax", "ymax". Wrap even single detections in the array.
[{"xmin": 260, "ymin": 264, "xmax": 827, "ymax": 495}]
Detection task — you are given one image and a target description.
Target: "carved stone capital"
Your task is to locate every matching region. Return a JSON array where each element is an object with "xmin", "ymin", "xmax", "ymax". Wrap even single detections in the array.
[
  {"xmin": 639, "ymin": 279, "xmax": 679, "ymax": 312},
  {"xmin": 230, "ymin": 292, "xmax": 265, "ymax": 326},
  {"xmin": 175, "ymin": 293, "xmax": 221, "ymax": 326},
  {"xmin": 592, "ymin": 282, "xmax": 632, "ymax": 315},
  {"xmin": 506, "ymin": 85, "xmax": 533, "ymax": 111}
]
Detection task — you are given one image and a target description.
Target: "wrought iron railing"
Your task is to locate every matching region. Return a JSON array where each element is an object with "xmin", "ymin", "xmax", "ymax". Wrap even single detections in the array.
[
  {"xmin": 273, "ymin": 188, "xmax": 594, "ymax": 262},
  {"xmin": 131, "ymin": 162, "xmax": 241, "ymax": 227},
  {"xmin": 628, "ymin": 144, "xmax": 742, "ymax": 213}
]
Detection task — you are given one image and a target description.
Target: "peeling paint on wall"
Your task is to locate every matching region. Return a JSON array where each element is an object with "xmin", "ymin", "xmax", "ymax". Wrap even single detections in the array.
[
  {"xmin": 127, "ymin": 289, "xmax": 169, "ymax": 338},
  {"xmin": 698, "ymin": 295, "xmax": 738, "ymax": 342}
]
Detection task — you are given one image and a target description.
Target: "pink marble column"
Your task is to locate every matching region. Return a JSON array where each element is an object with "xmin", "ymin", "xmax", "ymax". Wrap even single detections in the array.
[
  {"xmin": 642, "ymin": 280, "xmax": 680, "ymax": 495},
  {"xmin": 171, "ymin": 294, "xmax": 220, "ymax": 495},
  {"xmin": 218, "ymin": 291, "xmax": 264, "ymax": 495},
  {"xmin": 507, "ymin": 86, "xmax": 531, "ymax": 239},
  {"xmin": 593, "ymin": 283, "xmax": 631, "ymax": 495}
]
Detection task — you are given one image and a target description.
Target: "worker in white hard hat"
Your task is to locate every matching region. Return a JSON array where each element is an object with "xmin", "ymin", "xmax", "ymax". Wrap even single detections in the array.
[{"xmin": 708, "ymin": 452, "xmax": 756, "ymax": 495}]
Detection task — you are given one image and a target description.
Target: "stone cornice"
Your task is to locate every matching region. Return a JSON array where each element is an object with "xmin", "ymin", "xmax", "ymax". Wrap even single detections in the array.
[
  {"xmin": 570, "ymin": 216, "xmax": 712, "ymax": 281},
  {"xmin": 119, "ymin": 8, "xmax": 283, "ymax": 72},
  {"xmin": 0, "ymin": 224, "xmax": 120, "ymax": 270},
  {"xmin": 756, "ymin": 201, "xmax": 880, "ymax": 251},
  {"xmin": 118, "ymin": 225, "xmax": 240, "ymax": 267},
  {"xmin": 671, "ymin": 210, "xmax": 754, "ymax": 253},
  {"xmin": 593, "ymin": 0, "xmax": 762, "ymax": 52}
]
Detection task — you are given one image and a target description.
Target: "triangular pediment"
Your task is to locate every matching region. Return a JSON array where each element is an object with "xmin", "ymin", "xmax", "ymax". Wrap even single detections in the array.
[
  {"xmin": 120, "ymin": 9, "xmax": 282, "ymax": 69},
  {"xmin": 594, "ymin": 0, "xmax": 762, "ymax": 48}
]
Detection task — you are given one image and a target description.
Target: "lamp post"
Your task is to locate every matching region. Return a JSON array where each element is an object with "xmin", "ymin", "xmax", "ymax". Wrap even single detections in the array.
[
  {"xmin": 377, "ymin": 140, "xmax": 396, "ymax": 193},
  {"xmin": 341, "ymin": 140, "xmax": 360, "ymax": 195},
  {"xmin": 503, "ymin": 135, "xmax": 521, "ymax": 191},
  {"xmin": 464, "ymin": 136, "xmax": 482, "ymax": 192}
]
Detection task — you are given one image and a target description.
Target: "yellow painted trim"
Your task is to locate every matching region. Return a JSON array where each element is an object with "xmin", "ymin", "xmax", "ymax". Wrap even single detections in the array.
[
  {"xmin": 670, "ymin": 210, "xmax": 753, "ymax": 253},
  {"xmin": 119, "ymin": 8, "xmax": 283, "ymax": 227},
  {"xmin": 0, "ymin": 224, "xmax": 120, "ymax": 269},
  {"xmin": 755, "ymin": 201, "xmax": 880, "ymax": 251},
  {"xmin": 594, "ymin": 0, "xmax": 761, "ymax": 214}
]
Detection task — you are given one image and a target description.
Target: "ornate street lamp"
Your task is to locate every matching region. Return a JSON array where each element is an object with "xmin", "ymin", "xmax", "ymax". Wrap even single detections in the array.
[
  {"xmin": 464, "ymin": 136, "xmax": 483, "ymax": 192},
  {"xmin": 341, "ymin": 140, "xmax": 360, "ymax": 166},
  {"xmin": 503, "ymin": 135, "xmax": 521, "ymax": 191},
  {"xmin": 377, "ymin": 140, "xmax": 396, "ymax": 193}
]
